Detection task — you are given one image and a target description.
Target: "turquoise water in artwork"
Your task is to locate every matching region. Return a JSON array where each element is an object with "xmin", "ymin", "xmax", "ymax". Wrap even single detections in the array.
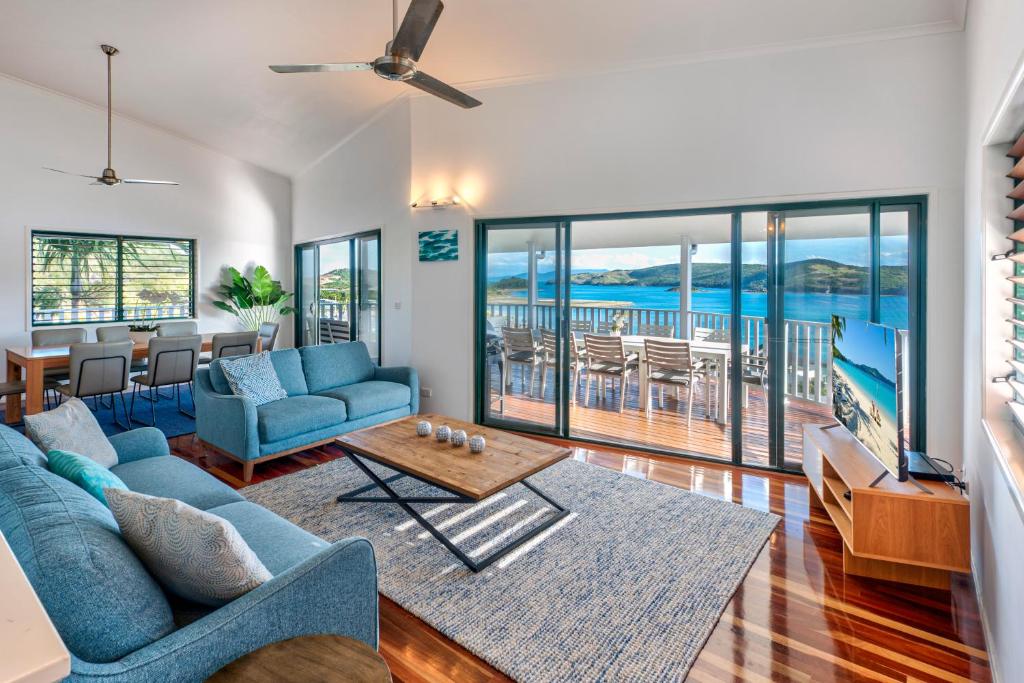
[
  {"xmin": 522, "ymin": 283, "xmax": 908, "ymax": 328},
  {"xmin": 418, "ymin": 230, "xmax": 459, "ymax": 261}
]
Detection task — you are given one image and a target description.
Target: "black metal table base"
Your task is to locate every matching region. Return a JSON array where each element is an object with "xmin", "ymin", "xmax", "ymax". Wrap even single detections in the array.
[{"xmin": 336, "ymin": 450, "xmax": 569, "ymax": 572}]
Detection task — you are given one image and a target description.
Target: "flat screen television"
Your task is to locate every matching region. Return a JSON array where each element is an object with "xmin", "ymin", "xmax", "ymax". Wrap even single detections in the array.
[{"xmin": 830, "ymin": 316, "xmax": 907, "ymax": 481}]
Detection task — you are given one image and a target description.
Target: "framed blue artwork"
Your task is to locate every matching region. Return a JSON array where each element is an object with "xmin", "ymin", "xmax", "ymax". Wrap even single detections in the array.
[{"xmin": 418, "ymin": 229, "xmax": 458, "ymax": 261}]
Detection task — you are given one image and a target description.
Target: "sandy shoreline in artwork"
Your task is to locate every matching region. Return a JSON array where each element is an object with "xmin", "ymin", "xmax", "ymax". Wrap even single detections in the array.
[{"xmin": 832, "ymin": 363, "xmax": 900, "ymax": 473}]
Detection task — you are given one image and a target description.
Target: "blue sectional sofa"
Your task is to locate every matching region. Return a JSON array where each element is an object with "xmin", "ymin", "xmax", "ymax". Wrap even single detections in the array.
[
  {"xmin": 0, "ymin": 424, "xmax": 378, "ymax": 682},
  {"xmin": 194, "ymin": 342, "xmax": 419, "ymax": 482}
]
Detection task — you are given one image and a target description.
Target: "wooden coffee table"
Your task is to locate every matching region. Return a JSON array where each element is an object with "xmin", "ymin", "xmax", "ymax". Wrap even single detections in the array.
[{"xmin": 335, "ymin": 414, "xmax": 571, "ymax": 572}]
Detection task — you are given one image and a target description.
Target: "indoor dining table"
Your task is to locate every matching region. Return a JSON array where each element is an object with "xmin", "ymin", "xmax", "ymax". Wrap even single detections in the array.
[
  {"xmin": 619, "ymin": 334, "xmax": 731, "ymax": 424},
  {"xmin": 4, "ymin": 333, "xmax": 255, "ymax": 424}
]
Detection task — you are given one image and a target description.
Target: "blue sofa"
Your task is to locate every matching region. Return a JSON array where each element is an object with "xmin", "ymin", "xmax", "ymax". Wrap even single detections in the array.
[
  {"xmin": 0, "ymin": 424, "xmax": 378, "ymax": 682},
  {"xmin": 194, "ymin": 342, "xmax": 419, "ymax": 482}
]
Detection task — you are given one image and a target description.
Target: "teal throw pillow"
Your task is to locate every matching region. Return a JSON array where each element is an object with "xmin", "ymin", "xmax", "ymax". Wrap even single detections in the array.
[
  {"xmin": 47, "ymin": 449, "xmax": 128, "ymax": 506},
  {"xmin": 219, "ymin": 352, "xmax": 288, "ymax": 406}
]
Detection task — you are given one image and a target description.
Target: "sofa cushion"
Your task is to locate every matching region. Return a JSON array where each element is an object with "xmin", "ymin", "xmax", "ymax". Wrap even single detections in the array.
[
  {"xmin": 0, "ymin": 465, "xmax": 174, "ymax": 662},
  {"xmin": 47, "ymin": 449, "xmax": 128, "ymax": 507},
  {"xmin": 24, "ymin": 397, "xmax": 119, "ymax": 468},
  {"xmin": 219, "ymin": 352, "xmax": 289, "ymax": 406},
  {"xmin": 107, "ymin": 489, "xmax": 272, "ymax": 607},
  {"xmin": 299, "ymin": 342, "xmax": 375, "ymax": 394},
  {"xmin": 0, "ymin": 425, "xmax": 47, "ymax": 471},
  {"xmin": 268, "ymin": 348, "xmax": 309, "ymax": 396},
  {"xmin": 256, "ymin": 395, "xmax": 348, "ymax": 444},
  {"xmin": 317, "ymin": 381, "xmax": 412, "ymax": 421},
  {"xmin": 111, "ymin": 456, "xmax": 243, "ymax": 510},
  {"xmin": 207, "ymin": 501, "xmax": 330, "ymax": 575}
]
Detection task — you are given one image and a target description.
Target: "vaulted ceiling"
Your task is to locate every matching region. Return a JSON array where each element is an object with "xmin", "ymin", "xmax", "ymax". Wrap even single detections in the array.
[{"xmin": 0, "ymin": 0, "xmax": 966, "ymax": 177}]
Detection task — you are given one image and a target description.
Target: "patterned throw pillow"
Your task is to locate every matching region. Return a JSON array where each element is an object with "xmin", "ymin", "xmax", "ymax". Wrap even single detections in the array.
[
  {"xmin": 25, "ymin": 397, "xmax": 118, "ymax": 468},
  {"xmin": 105, "ymin": 489, "xmax": 272, "ymax": 606},
  {"xmin": 218, "ymin": 352, "xmax": 287, "ymax": 406},
  {"xmin": 47, "ymin": 449, "xmax": 128, "ymax": 506}
]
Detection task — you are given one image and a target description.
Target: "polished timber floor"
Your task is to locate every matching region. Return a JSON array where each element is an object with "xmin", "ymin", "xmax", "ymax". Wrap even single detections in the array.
[{"xmin": 170, "ymin": 435, "xmax": 990, "ymax": 682}]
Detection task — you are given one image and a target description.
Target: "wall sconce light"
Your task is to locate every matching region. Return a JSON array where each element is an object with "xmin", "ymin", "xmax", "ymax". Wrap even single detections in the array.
[{"xmin": 411, "ymin": 195, "xmax": 461, "ymax": 209}]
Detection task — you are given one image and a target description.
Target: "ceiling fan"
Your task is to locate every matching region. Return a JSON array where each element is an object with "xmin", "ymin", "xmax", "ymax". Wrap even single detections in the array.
[
  {"xmin": 44, "ymin": 45, "xmax": 179, "ymax": 186},
  {"xmin": 269, "ymin": 0, "xmax": 481, "ymax": 109}
]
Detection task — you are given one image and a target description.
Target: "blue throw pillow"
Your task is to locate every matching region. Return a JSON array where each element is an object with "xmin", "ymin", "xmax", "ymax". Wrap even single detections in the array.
[
  {"xmin": 219, "ymin": 352, "xmax": 288, "ymax": 406},
  {"xmin": 47, "ymin": 449, "xmax": 128, "ymax": 507}
]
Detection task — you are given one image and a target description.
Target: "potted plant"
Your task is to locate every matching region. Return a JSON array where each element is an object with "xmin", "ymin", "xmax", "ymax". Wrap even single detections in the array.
[
  {"xmin": 609, "ymin": 311, "xmax": 629, "ymax": 336},
  {"xmin": 128, "ymin": 322, "xmax": 157, "ymax": 345},
  {"xmin": 212, "ymin": 266, "xmax": 297, "ymax": 331}
]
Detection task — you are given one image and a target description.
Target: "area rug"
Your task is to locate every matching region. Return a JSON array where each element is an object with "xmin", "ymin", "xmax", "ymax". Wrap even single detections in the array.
[{"xmin": 243, "ymin": 457, "xmax": 779, "ymax": 682}]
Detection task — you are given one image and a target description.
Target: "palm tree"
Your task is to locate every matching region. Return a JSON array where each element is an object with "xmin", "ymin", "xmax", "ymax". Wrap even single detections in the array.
[{"xmin": 36, "ymin": 237, "xmax": 118, "ymax": 317}]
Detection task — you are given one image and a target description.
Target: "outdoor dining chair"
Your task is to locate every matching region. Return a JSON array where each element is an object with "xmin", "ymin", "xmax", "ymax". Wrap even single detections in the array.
[
  {"xmin": 636, "ymin": 323, "xmax": 675, "ymax": 338},
  {"xmin": 583, "ymin": 334, "xmax": 639, "ymax": 413},
  {"xmin": 501, "ymin": 327, "xmax": 542, "ymax": 397},
  {"xmin": 642, "ymin": 338, "xmax": 709, "ymax": 425}
]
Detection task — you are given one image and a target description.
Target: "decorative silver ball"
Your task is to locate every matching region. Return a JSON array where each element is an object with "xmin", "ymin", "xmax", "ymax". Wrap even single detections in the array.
[
  {"xmin": 451, "ymin": 429, "xmax": 467, "ymax": 447},
  {"xmin": 469, "ymin": 435, "xmax": 486, "ymax": 453},
  {"xmin": 416, "ymin": 420, "xmax": 433, "ymax": 437},
  {"xmin": 435, "ymin": 425, "xmax": 452, "ymax": 442}
]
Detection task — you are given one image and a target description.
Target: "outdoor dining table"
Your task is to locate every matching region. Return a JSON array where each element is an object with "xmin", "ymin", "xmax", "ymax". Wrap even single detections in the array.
[
  {"xmin": 4, "ymin": 333, "xmax": 255, "ymax": 424},
  {"xmin": 619, "ymin": 335, "xmax": 731, "ymax": 424}
]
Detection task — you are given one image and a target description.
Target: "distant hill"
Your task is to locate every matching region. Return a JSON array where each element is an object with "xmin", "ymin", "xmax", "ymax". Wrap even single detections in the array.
[{"xmin": 562, "ymin": 259, "xmax": 907, "ymax": 295}]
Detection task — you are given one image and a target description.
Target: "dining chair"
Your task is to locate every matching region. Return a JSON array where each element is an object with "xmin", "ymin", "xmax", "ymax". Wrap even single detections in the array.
[
  {"xmin": 537, "ymin": 329, "xmax": 585, "ymax": 403},
  {"xmin": 31, "ymin": 327, "xmax": 86, "ymax": 401},
  {"xmin": 156, "ymin": 320, "xmax": 198, "ymax": 337},
  {"xmin": 319, "ymin": 318, "xmax": 350, "ymax": 343},
  {"xmin": 95, "ymin": 325, "xmax": 148, "ymax": 373},
  {"xmin": 636, "ymin": 323, "xmax": 675, "ymax": 338},
  {"xmin": 130, "ymin": 335, "xmax": 202, "ymax": 425},
  {"xmin": 56, "ymin": 341, "xmax": 134, "ymax": 430},
  {"xmin": 198, "ymin": 331, "xmax": 259, "ymax": 365},
  {"xmin": 596, "ymin": 320, "xmax": 614, "ymax": 334},
  {"xmin": 569, "ymin": 320, "xmax": 594, "ymax": 333},
  {"xmin": 501, "ymin": 328, "xmax": 542, "ymax": 397},
  {"xmin": 583, "ymin": 334, "xmax": 638, "ymax": 413},
  {"xmin": 642, "ymin": 338, "xmax": 710, "ymax": 425},
  {"xmin": 740, "ymin": 352, "xmax": 769, "ymax": 408},
  {"xmin": 258, "ymin": 322, "xmax": 280, "ymax": 351},
  {"xmin": 32, "ymin": 328, "xmax": 86, "ymax": 346},
  {"xmin": 0, "ymin": 377, "xmax": 61, "ymax": 421}
]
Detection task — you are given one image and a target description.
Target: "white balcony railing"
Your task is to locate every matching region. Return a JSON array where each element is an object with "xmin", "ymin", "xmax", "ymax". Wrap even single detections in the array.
[
  {"xmin": 34, "ymin": 303, "xmax": 192, "ymax": 325},
  {"xmin": 485, "ymin": 303, "xmax": 832, "ymax": 404}
]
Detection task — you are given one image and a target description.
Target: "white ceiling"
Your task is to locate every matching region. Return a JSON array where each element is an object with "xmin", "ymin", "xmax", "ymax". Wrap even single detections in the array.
[{"xmin": 0, "ymin": 0, "xmax": 966, "ymax": 177}]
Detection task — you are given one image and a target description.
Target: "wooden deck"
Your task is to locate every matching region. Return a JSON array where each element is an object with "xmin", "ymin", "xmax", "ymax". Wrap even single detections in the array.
[{"xmin": 486, "ymin": 365, "xmax": 835, "ymax": 468}]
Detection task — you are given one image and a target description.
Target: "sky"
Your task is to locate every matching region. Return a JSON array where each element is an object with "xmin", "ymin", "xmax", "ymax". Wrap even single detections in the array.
[
  {"xmin": 487, "ymin": 236, "xmax": 909, "ymax": 276},
  {"xmin": 835, "ymin": 318, "xmax": 899, "ymax": 384}
]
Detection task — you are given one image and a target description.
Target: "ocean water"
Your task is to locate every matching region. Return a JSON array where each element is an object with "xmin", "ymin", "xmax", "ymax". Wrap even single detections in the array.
[
  {"xmin": 527, "ymin": 283, "xmax": 908, "ymax": 328},
  {"xmin": 834, "ymin": 357, "xmax": 899, "ymax": 424}
]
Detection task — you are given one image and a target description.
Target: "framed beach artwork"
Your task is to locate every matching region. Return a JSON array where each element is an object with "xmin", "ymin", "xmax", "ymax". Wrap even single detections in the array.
[{"xmin": 418, "ymin": 229, "xmax": 459, "ymax": 262}]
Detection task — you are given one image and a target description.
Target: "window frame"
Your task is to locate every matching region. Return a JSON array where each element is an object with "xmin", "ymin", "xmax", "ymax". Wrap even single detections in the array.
[{"xmin": 29, "ymin": 229, "xmax": 197, "ymax": 327}]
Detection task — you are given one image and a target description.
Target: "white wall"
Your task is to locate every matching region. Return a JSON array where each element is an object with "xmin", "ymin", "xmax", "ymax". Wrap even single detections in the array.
[
  {"xmin": 963, "ymin": 1, "xmax": 1024, "ymax": 680},
  {"xmin": 0, "ymin": 74, "xmax": 293, "ymax": 350},
  {"xmin": 408, "ymin": 31, "xmax": 966, "ymax": 471},
  {"xmin": 293, "ymin": 99, "xmax": 413, "ymax": 367}
]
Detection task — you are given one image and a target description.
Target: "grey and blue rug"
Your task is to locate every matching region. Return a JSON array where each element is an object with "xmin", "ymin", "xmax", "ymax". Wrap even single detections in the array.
[{"xmin": 243, "ymin": 457, "xmax": 779, "ymax": 682}]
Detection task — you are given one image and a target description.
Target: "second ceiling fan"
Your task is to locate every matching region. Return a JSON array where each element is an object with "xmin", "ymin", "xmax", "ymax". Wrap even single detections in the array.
[{"xmin": 270, "ymin": 0, "xmax": 481, "ymax": 109}]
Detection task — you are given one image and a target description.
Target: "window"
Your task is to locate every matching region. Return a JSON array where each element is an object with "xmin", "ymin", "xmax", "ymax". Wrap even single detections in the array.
[{"xmin": 31, "ymin": 231, "xmax": 195, "ymax": 325}]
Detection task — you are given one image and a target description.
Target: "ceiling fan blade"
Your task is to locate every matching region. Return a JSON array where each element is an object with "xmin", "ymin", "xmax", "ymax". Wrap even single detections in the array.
[
  {"xmin": 43, "ymin": 166, "xmax": 101, "ymax": 180},
  {"xmin": 121, "ymin": 178, "xmax": 180, "ymax": 186},
  {"xmin": 407, "ymin": 71, "xmax": 481, "ymax": 108},
  {"xmin": 389, "ymin": 0, "xmax": 443, "ymax": 61},
  {"xmin": 269, "ymin": 62, "xmax": 373, "ymax": 73}
]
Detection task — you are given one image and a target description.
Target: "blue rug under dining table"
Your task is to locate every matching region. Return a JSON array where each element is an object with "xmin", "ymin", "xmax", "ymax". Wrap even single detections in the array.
[{"xmin": 1, "ymin": 384, "xmax": 197, "ymax": 439}]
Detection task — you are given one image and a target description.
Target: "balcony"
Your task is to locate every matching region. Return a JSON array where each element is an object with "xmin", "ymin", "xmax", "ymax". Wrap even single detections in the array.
[{"xmin": 484, "ymin": 303, "xmax": 836, "ymax": 467}]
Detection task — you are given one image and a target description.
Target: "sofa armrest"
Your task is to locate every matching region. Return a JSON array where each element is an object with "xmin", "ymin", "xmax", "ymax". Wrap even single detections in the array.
[
  {"xmin": 374, "ymin": 365, "xmax": 419, "ymax": 413},
  {"xmin": 68, "ymin": 538, "xmax": 379, "ymax": 682},
  {"xmin": 193, "ymin": 370, "xmax": 260, "ymax": 461},
  {"xmin": 108, "ymin": 428, "xmax": 169, "ymax": 463}
]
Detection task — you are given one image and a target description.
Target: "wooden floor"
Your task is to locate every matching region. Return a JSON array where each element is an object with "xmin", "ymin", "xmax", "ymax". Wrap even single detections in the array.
[
  {"xmin": 488, "ymin": 366, "xmax": 835, "ymax": 468},
  {"xmin": 170, "ymin": 434, "xmax": 990, "ymax": 682}
]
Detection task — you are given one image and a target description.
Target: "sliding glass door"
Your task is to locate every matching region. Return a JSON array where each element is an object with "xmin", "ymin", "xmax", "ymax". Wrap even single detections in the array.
[
  {"xmin": 295, "ymin": 230, "xmax": 382, "ymax": 362},
  {"xmin": 478, "ymin": 222, "xmax": 567, "ymax": 434},
  {"xmin": 475, "ymin": 197, "xmax": 925, "ymax": 473}
]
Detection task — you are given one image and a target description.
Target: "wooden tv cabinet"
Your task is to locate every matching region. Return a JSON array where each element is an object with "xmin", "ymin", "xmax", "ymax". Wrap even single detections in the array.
[{"xmin": 802, "ymin": 424, "xmax": 970, "ymax": 589}]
